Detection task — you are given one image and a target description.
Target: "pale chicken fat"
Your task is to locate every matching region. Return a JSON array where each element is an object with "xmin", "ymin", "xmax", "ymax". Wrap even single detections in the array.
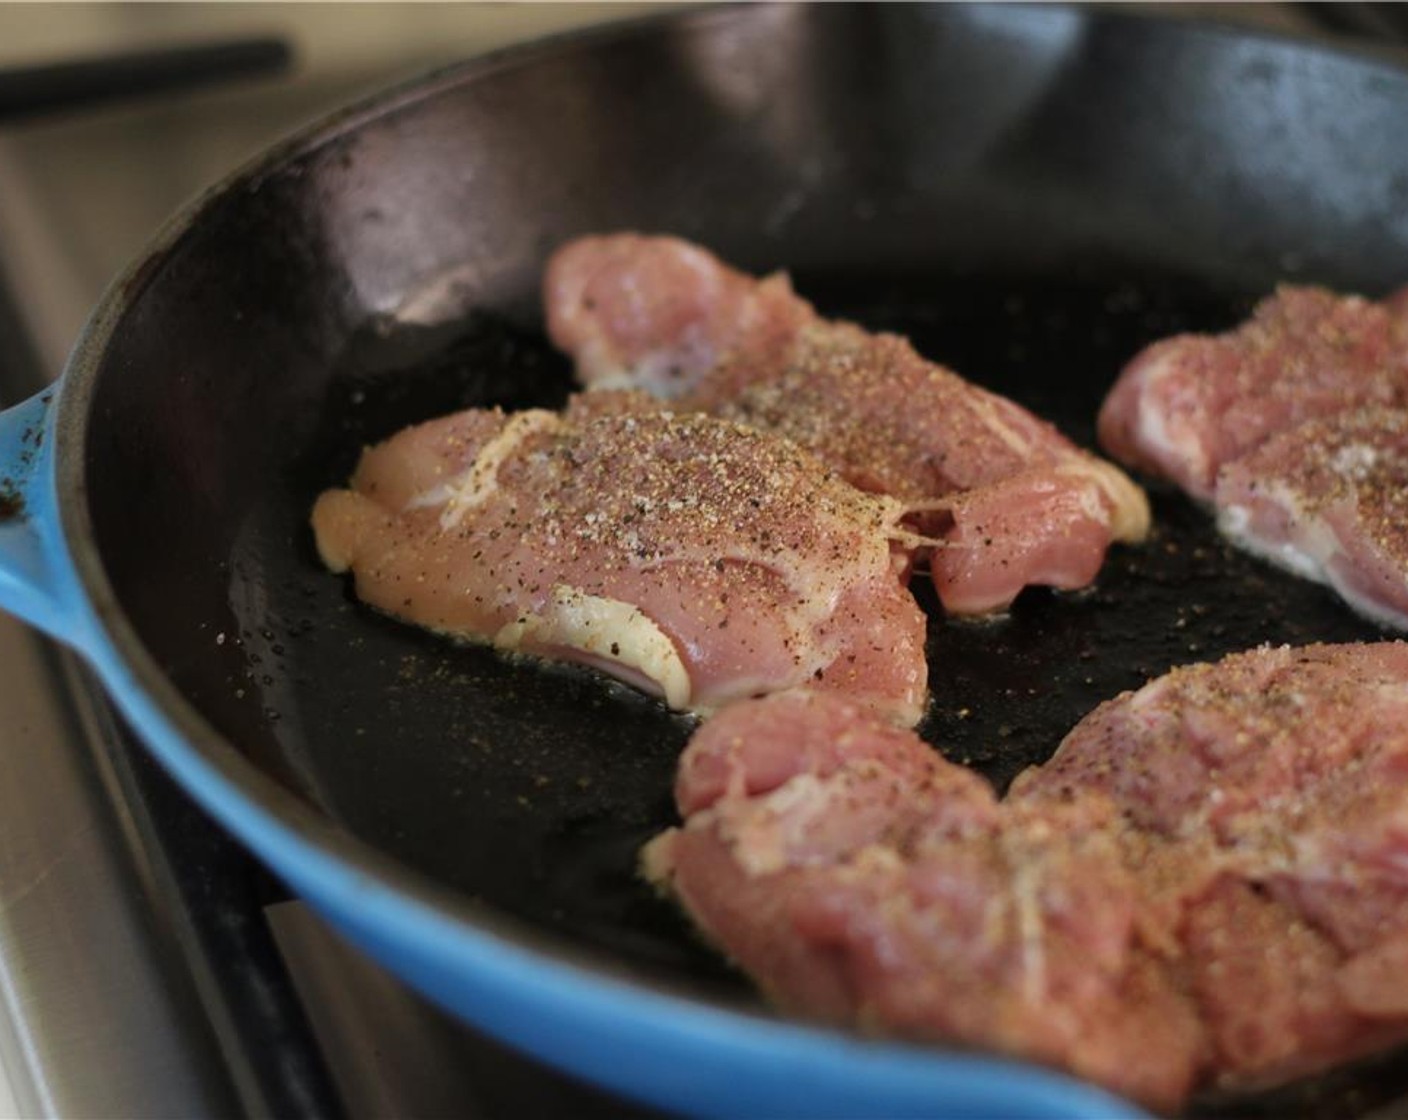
[
  {"xmin": 312, "ymin": 393, "xmax": 930, "ymax": 724},
  {"xmin": 546, "ymin": 233, "xmax": 1149, "ymax": 615}
]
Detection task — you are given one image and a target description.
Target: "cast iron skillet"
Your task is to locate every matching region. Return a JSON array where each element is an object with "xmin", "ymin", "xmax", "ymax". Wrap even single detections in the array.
[{"xmin": 4, "ymin": 5, "xmax": 1408, "ymax": 1116}]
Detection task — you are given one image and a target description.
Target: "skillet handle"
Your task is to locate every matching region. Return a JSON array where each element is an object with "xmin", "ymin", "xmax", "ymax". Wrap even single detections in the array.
[{"xmin": 0, "ymin": 388, "xmax": 83, "ymax": 642}]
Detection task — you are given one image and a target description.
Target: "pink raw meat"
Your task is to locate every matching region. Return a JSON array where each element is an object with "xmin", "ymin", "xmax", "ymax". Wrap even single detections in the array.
[
  {"xmin": 312, "ymin": 392, "xmax": 929, "ymax": 724},
  {"xmin": 1099, "ymin": 285, "xmax": 1408, "ymax": 500},
  {"xmin": 1214, "ymin": 407, "xmax": 1408, "ymax": 629},
  {"xmin": 649, "ymin": 643, "xmax": 1408, "ymax": 1109},
  {"xmin": 645, "ymin": 689, "xmax": 1201, "ymax": 1111},
  {"xmin": 546, "ymin": 233, "xmax": 1148, "ymax": 616},
  {"xmin": 1018, "ymin": 642, "xmax": 1408, "ymax": 1095}
]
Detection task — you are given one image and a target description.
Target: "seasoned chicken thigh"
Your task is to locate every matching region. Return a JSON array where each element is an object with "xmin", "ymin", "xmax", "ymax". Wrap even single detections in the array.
[
  {"xmin": 547, "ymin": 233, "xmax": 1148, "ymax": 615},
  {"xmin": 313, "ymin": 393, "xmax": 930, "ymax": 724}
]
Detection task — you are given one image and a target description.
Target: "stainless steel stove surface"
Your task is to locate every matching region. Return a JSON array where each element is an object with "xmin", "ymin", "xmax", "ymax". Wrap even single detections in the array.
[{"xmin": 0, "ymin": 5, "xmax": 1403, "ymax": 1118}]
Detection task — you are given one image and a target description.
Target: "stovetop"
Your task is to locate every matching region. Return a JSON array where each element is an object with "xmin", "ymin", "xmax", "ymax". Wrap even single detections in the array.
[{"xmin": 0, "ymin": 5, "xmax": 1404, "ymax": 1118}]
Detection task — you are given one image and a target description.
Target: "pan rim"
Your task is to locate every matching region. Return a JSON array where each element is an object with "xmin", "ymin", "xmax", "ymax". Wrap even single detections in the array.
[{"xmin": 41, "ymin": 3, "xmax": 1408, "ymax": 1113}]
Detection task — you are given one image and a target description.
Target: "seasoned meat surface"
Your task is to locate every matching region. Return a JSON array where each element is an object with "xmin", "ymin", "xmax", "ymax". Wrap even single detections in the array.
[
  {"xmin": 645, "ymin": 690, "xmax": 1203, "ymax": 1111},
  {"xmin": 649, "ymin": 644, "xmax": 1408, "ymax": 1109},
  {"xmin": 1215, "ymin": 407, "xmax": 1408, "ymax": 629},
  {"xmin": 1099, "ymin": 285, "xmax": 1408, "ymax": 500},
  {"xmin": 1020, "ymin": 642, "xmax": 1408, "ymax": 1093},
  {"xmin": 546, "ymin": 233, "xmax": 1149, "ymax": 616},
  {"xmin": 1098, "ymin": 284, "xmax": 1408, "ymax": 627},
  {"xmin": 312, "ymin": 392, "xmax": 929, "ymax": 724}
]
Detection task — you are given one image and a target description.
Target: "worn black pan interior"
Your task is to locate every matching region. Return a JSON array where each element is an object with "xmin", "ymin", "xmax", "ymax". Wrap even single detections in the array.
[{"xmin": 76, "ymin": 5, "xmax": 1408, "ymax": 1115}]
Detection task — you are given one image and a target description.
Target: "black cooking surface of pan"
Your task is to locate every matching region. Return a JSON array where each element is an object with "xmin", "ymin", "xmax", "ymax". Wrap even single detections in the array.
[
  {"xmin": 275, "ymin": 265, "xmax": 1381, "ymax": 968},
  {"xmin": 66, "ymin": 5, "xmax": 1408, "ymax": 1115}
]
